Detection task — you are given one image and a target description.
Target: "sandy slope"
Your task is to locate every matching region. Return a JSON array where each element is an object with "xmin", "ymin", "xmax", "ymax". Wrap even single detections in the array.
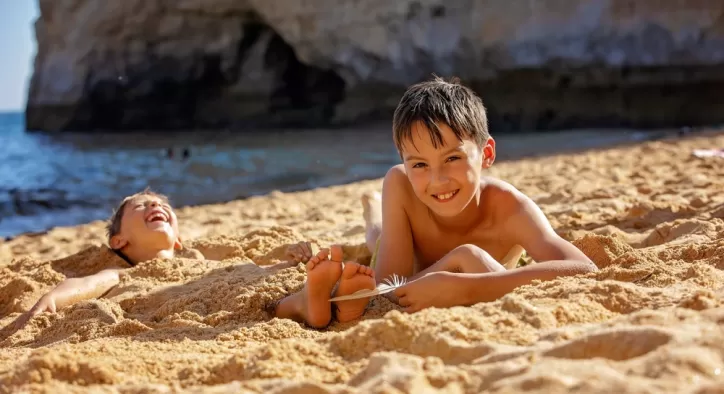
[{"xmin": 1, "ymin": 132, "xmax": 724, "ymax": 393}]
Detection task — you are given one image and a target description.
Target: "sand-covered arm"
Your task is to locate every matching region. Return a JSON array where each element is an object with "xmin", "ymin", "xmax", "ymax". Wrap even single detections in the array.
[{"xmin": 21, "ymin": 269, "xmax": 122, "ymax": 323}]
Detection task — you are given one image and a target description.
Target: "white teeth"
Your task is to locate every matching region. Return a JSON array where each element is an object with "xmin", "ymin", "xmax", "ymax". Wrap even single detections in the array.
[
  {"xmin": 434, "ymin": 190, "xmax": 457, "ymax": 201},
  {"xmin": 148, "ymin": 213, "xmax": 167, "ymax": 222}
]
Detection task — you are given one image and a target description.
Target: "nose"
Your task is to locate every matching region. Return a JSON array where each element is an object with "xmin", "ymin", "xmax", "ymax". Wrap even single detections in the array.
[
  {"xmin": 429, "ymin": 167, "xmax": 449, "ymax": 185},
  {"xmin": 148, "ymin": 201, "xmax": 159, "ymax": 208}
]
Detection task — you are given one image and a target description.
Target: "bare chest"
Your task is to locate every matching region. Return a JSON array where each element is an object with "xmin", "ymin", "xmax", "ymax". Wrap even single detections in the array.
[{"xmin": 409, "ymin": 215, "xmax": 516, "ymax": 269}]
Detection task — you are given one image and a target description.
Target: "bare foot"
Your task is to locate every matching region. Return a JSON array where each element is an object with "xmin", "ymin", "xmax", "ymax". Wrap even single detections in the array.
[
  {"xmin": 302, "ymin": 247, "xmax": 344, "ymax": 328},
  {"xmin": 333, "ymin": 262, "xmax": 376, "ymax": 323},
  {"xmin": 361, "ymin": 191, "xmax": 382, "ymax": 253},
  {"xmin": 274, "ymin": 247, "xmax": 342, "ymax": 328},
  {"xmin": 361, "ymin": 191, "xmax": 382, "ymax": 226}
]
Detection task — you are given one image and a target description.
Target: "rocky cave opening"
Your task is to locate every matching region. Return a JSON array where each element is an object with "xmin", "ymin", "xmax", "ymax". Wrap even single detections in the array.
[{"xmin": 73, "ymin": 13, "xmax": 346, "ymax": 131}]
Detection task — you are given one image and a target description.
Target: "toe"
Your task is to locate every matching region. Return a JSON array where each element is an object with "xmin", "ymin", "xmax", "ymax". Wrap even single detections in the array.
[
  {"xmin": 341, "ymin": 262, "xmax": 359, "ymax": 279},
  {"xmin": 315, "ymin": 248, "xmax": 330, "ymax": 261},
  {"xmin": 307, "ymin": 253, "xmax": 325, "ymax": 268},
  {"xmin": 330, "ymin": 245, "xmax": 344, "ymax": 262}
]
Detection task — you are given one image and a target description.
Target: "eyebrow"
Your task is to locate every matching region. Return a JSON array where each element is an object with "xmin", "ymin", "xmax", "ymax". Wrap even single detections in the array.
[{"xmin": 403, "ymin": 145, "xmax": 465, "ymax": 162}]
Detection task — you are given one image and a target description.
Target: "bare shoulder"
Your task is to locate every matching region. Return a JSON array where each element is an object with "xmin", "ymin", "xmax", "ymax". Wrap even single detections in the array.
[
  {"xmin": 383, "ymin": 164, "xmax": 414, "ymax": 201},
  {"xmin": 482, "ymin": 177, "xmax": 556, "ymax": 240},
  {"xmin": 384, "ymin": 164, "xmax": 409, "ymax": 183},
  {"xmin": 480, "ymin": 177, "xmax": 532, "ymax": 216}
]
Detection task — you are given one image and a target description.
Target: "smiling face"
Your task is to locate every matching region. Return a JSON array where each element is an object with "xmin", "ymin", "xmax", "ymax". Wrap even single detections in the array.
[
  {"xmin": 109, "ymin": 193, "xmax": 182, "ymax": 253},
  {"xmin": 401, "ymin": 121, "xmax": 495, "ymax": 217}
]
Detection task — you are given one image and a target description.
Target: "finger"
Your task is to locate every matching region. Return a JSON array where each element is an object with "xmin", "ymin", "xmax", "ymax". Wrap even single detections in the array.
[
  {"xmin": 286, "ymin": 247, "xmax": 301, "ymax": 262},
  {"xmin": 403, "ymin": 305, "xmax": 420, "ymax": 314},
  {"xmin": 397, "ymin": 296, "xmax": 411, "ymax": 307},
  {"xmin": 301, "ymin": 242, "xmax": 312, "ymax": 258},
  {"xmin": 296, "ymin": 251, "xmax": 309, "ymax": 263},
  {"xmin": 30, "ymin": 306, "xmax": 42, "ymax": 317},
  {"xmin": 393, "ymin": 286, "xmax": 406, "ymax": 298},
  {"xmin": 290, "ymin": 243, "xmax": 302, "ymax": 258}
]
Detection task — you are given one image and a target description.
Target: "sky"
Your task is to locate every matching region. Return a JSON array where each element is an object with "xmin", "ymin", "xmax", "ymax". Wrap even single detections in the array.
[{"xmin": 0, "ymin": 1, "xmax": 39, "ymax": 112}]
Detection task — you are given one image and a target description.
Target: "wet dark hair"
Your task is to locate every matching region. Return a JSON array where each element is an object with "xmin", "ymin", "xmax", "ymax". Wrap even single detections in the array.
[
  {"xmin": 106, "ymin": 188, "xmax": 170, "ymax": 244},
  {"xmin": 392, "ymin": 75, "xmax": 490, "ymax": 151}
]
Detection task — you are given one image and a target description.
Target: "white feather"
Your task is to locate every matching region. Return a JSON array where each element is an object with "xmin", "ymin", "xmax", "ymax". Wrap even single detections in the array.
[{"xmin": 328, "ymin": 274, "xmax": 407, "ymax": 302}]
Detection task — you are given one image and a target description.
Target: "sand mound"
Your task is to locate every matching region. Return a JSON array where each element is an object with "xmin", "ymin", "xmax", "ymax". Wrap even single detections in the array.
[{"xmin": 2, "ymin": 132, "xmax": 724, "ymax": 393}]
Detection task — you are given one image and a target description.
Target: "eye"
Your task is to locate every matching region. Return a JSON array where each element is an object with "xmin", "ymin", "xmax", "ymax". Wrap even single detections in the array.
[
  {"xmin": 412, "ymin": 162, "xmax": 427, "ymax": 169},
  {"xmin": 446, "ymin": 155, "xmax": 461, "ymax": 162}
]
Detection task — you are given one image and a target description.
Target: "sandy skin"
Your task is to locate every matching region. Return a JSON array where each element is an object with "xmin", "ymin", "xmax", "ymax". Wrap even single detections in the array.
[{"xmin": 275, "ymin": 245, "xmax": 376, "ymax": 328}]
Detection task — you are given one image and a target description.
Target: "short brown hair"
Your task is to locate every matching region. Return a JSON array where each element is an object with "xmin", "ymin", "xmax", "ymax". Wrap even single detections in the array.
[
  {"xmin": 106, "ymin": 188, "xmax": 170, "ymax": 244},
  {"xmin": 392, "ymin": 75, "xmax": 489, "ymax": 151}
]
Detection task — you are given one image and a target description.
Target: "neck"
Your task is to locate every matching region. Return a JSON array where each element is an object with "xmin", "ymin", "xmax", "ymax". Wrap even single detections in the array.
[{"xmin": 121, "ymin": 246, "xmax": 175, "ymax": 265}]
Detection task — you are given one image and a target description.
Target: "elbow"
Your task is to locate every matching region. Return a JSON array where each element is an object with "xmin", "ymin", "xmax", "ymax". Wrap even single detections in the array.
[{"xmin": 577, "ymin": 259, "xmax": 599, "ymax": 274}]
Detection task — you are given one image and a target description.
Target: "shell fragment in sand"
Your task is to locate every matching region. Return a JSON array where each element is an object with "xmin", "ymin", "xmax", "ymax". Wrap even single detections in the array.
[{"xmin": 328, "ymin": 274, "xmax": 407, "ymax": 302}]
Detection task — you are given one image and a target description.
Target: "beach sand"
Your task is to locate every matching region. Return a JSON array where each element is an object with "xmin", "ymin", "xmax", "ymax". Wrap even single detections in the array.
[{"xmin": 2, "ymin": 132, "xmax": 724, "ymax": 393}]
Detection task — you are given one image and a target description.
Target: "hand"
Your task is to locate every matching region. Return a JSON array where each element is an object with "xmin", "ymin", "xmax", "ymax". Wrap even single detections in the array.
[
  {"xmin": 16, "ymin": 294, "xmax": 57, "ymax": 328},
  {"xmin": 286, "ymin": 241, "xmax": 314, "ymax": 263},
  {"xmin": 393, "ymin": 272, "xmax": 467, "ymax": 313}
]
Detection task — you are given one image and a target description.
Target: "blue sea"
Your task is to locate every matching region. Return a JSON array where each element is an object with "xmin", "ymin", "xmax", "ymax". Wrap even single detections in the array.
[
  {"xmin": 0, "ymin": 112, "xmax": 403, "ymax": 238},
  {"xmin": 0, "ymin": 111, "xmax": 683, "ymax": 238}
]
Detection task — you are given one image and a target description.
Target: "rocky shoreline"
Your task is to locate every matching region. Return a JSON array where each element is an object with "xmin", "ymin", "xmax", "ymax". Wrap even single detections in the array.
[{"xmin": 26, "ymin": 1, "xmax": 724, "ymax": 132}]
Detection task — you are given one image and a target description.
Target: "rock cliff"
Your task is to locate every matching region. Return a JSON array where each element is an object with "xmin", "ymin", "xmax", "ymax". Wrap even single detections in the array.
[{"xmin": 26, "ymin": 0, "xmax": 724, "ymax": 132}]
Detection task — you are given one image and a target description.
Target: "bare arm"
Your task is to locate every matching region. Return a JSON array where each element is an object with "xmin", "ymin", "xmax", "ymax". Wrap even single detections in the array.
[
  {"xmin": 506, "ymin": 191, "xmax": 596, "ymax": 267},
  {"xmin": 461, "ymin": 192, "xmax": 597, "ymax": 303},
  {"xmin": 373, "ymin": 166, "xmax": 416, "ymax": 283},
  {"xmin": 19, "ymin": 269, "xmax": 122, "ymax": 325},
  {"xmin": 393, "ymin": 188, "xmax": 597, "ymax": 312}
]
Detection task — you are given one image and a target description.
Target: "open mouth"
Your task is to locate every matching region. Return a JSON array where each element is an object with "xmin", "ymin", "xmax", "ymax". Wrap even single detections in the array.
[
  {"xmin": 432, "ymin": 189, "xmax": 459, "ymax": 202},
  {"xmin": 146, "ymin": 211, "xmax": 169, "ymax": 223}
]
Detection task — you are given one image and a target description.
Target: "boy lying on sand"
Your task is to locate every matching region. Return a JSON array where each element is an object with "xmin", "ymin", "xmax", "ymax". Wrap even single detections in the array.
[
  {"xmin": 282, "ymin": 76, "xmax": 598, "ymax": 325},
  {"xmin": 17, "ymin": 190, "xmax": 190, "ymax": 325},
  {"xmin": 15, "ymin": 189, "xmax": 319, "ymax": 329}
]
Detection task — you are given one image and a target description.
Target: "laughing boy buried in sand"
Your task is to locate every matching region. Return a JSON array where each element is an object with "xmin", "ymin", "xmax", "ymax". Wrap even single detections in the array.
[
  {"xmin": 281, "ymin": 76, "xmax": 598, "ymax": 326},
  {"xmin": 17, "ymin": 190, "xmax": 193, "ymax": 326}
]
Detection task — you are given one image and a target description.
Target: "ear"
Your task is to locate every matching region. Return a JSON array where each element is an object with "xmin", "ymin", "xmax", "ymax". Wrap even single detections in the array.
[
  {"xmin": 482, "ymin": 137, "xmax": 496, "ymax": 169},
  {"xmin": 110, "ymin": 235, "xmax": 128, "ymax": 250},
  {"xmin": 174, "ymin": 236, "xmax": 184, "ymax": 250}
]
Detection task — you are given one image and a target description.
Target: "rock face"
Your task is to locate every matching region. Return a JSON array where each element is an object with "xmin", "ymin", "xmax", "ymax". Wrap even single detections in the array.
[{"xmin": 26, "ymin": 0, "xmax": 724, "ymax": 132}]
